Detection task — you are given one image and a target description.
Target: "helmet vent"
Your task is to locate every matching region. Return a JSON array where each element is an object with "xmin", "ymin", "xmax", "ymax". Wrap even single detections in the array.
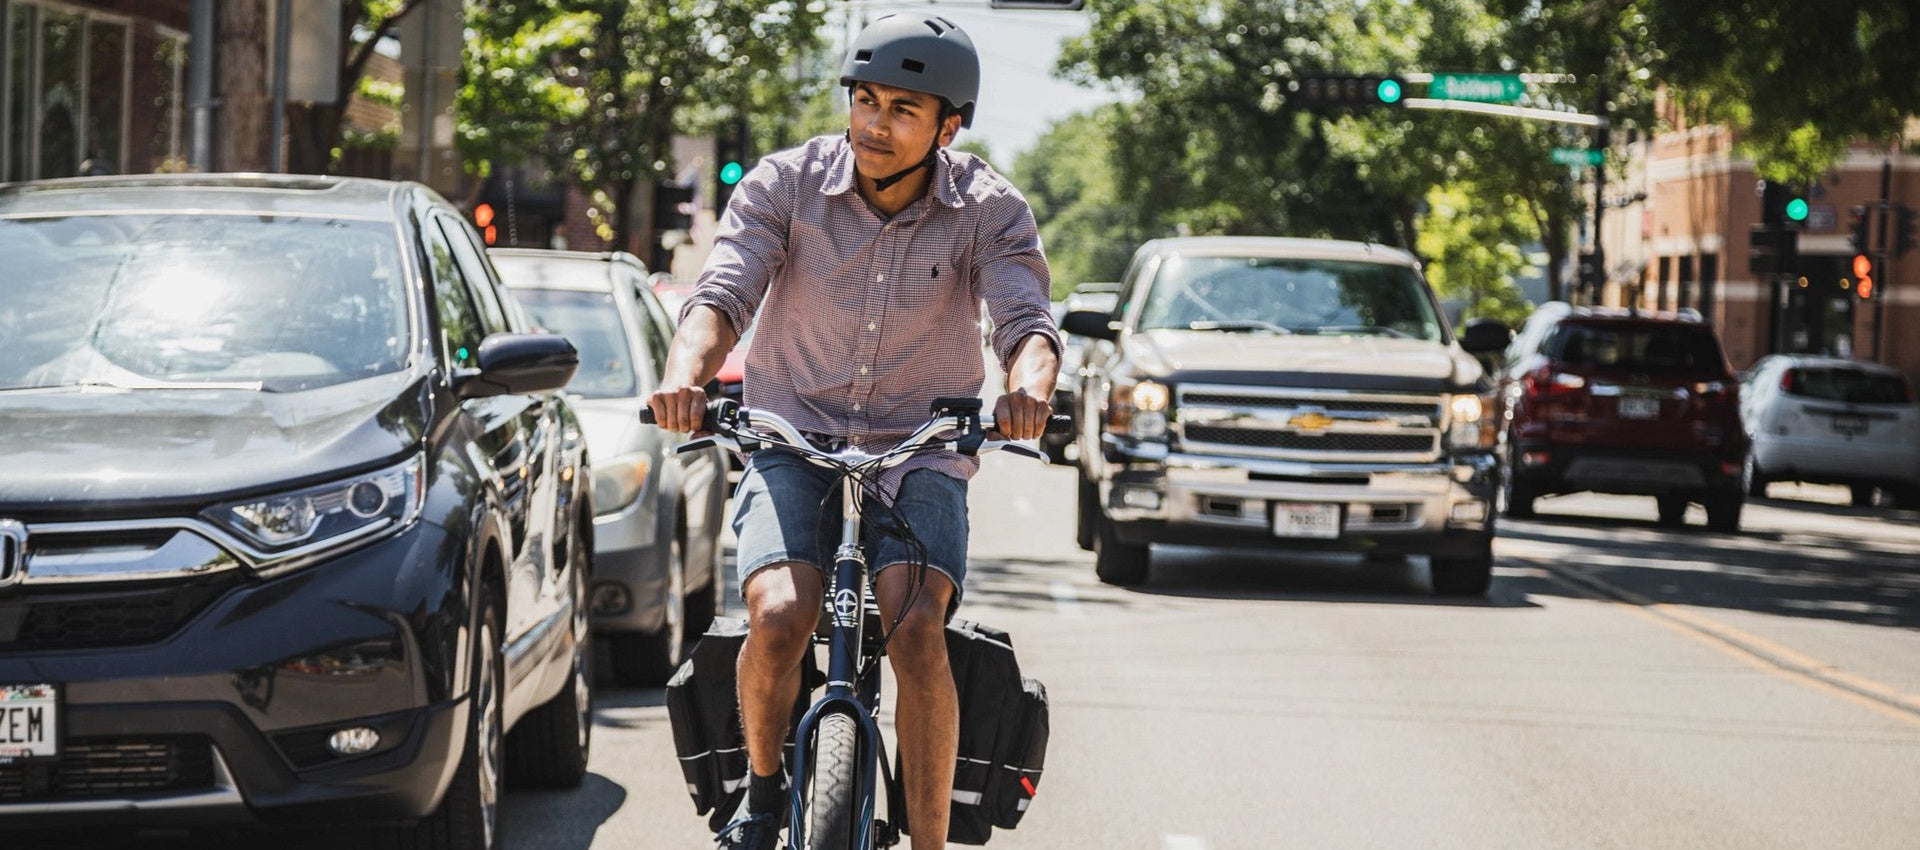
[
  {"xmin": 936, "ymin": 16, "xmax": 956, "ymax": 28},
  {"xmin": 901, "ymin": 58, "xmax": 926, "ymax": 74},
  {"xmin": 923, "ymin": 19, "xmax": 946, "ymax": 34},
  {"xmin": 855, "ymin": 49, "xmax": 873, "ymax": 62}
]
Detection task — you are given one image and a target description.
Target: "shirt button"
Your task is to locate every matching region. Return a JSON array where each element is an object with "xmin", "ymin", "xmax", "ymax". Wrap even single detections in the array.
[
  {"xmin": 876, "ymin": 273, "xmax": 886, "ymax": 282},
  {"xmin": 852, "ymin": 403, "xmax": 862, "ymax": 412},
  {"xmin": 867, "ymin": 322, "xmax": 877, "ymax": 331},
  {"xmin": 859, "ymin": 365, "xmax": 869, "ymax": 375}
]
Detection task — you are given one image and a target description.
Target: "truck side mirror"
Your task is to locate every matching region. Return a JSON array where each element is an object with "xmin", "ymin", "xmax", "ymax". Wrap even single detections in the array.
[
  {"xmin": 1061, "ymin": 309, "xmax": 1119, "ymax": 342},
  {"xmin": 1458, "ymin": 318, "xmax": 1512, "ymax": 355}
]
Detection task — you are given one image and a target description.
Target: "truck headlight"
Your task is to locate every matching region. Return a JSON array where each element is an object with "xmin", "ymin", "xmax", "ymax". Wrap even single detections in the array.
[
  {"xmin": 1447, "ymin": 393, "xmax": 1496, "ymax": 450},
  {"xmin": 1108, "ymin": 379, "xmax": 1171, "ymax": 440}
]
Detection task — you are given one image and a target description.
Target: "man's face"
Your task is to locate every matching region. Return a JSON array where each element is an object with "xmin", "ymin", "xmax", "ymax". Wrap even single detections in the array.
[{"xmin": 848, "ymin": 82, "xmax": 960, "ymax": 180}]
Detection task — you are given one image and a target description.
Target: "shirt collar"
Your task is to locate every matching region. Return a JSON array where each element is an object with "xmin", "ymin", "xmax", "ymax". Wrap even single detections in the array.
[{"xmin": 820, "ymin": 135, "xmax": 965, "ymax": 210}]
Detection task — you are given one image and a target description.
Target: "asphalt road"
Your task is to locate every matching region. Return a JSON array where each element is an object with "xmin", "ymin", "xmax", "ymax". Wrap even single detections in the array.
[{"xmin": 24, "ymin": 460, "xmax": 1920, "ymax": 850}]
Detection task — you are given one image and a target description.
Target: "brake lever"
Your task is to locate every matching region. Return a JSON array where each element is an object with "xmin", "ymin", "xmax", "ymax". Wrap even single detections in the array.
[{"xmin": 981, "ymin": 440, "xmax": 1045, "ymax": 461}]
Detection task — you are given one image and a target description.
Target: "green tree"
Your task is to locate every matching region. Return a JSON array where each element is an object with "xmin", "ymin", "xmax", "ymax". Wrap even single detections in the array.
[
  {"xmin": 1643, "ymin": 0, "xmax": 1920, "ymax": 181},
  {"xmin": 1418, "ymin": 185, "xmax": 1535, "ymax": 324},
  {"xmin": 458, "ymin": 0, "xmax": 826, "ymax": 248},
  {"xmin": 1012, "ymin": 106, "xmax": 1148, "ymax": 298},
  {"xmin": 286, "ymin": 0, "xmax": 426, "ymax": 175}
]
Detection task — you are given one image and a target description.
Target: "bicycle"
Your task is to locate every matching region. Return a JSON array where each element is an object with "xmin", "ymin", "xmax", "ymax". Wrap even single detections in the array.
[{"xmin": 643, "ymin": 396, "xmax": 1066, "ymax": 850}]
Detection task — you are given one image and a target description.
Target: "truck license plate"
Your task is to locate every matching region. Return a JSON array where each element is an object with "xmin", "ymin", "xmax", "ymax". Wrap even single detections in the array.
[
  {"xmin": 1272, "ymin": 502, "xmax": 1340, "ymax": 539},
  {"xmin": 0, "ymin": 683, "xmax": 59, "ymax": 763}
]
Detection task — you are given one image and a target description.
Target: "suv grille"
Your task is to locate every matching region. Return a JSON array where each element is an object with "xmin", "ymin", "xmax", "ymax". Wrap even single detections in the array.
[
  {"xmin": 0, "ymin": 736, "xmax": 215, "ymax": 801},
  {"xmin": 0, "ymin": 573, "xmax": 242, "ymax": 651},
  {"xmin": 1177, "ymin": 384, "xmax": 1445, "ymax": 462}
]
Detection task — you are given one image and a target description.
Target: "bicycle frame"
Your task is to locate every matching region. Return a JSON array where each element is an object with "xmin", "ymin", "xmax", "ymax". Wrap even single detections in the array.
[{"xmin": 646, "ymin": 398, "xmax": 1056, "ymax": 850}]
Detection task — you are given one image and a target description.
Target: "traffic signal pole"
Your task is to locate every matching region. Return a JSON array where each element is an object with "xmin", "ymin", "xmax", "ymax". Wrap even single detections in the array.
[{"xmin": 1874, "ymin": 158, "xmax": 1891, "ymax": 360}]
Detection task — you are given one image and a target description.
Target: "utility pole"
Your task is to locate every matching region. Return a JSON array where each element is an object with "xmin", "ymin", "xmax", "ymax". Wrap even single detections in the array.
[
  {"xmin": 1589, "ymin": 83, "xmax": 1608, "ymax": 307},
  {"xmin": 1873, "ymin": 158, "xmax": 1891, "ymax": 360}
]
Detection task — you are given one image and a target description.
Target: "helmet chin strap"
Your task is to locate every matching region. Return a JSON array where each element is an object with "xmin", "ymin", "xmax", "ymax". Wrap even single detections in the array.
[{"xmin": 848, "ymin": 130, "xmax": 940, "ymax": 193}]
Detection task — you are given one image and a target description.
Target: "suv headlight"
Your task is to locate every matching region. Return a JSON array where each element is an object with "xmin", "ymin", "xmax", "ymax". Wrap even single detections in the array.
[
  {"xmin": 592, "ymin": 452, "xmax": 652, "ymax": 516},
  {"xmin": 1447, "ymin": 392, "xmax": 1496, "ymax": 450},
  {"xmin": 1108, "ymin": 378, "xmax": 1170, "ymax": 440},
  {"xmin": 205, "ymin": 455, "xmax": 425, "ymax": 570}
]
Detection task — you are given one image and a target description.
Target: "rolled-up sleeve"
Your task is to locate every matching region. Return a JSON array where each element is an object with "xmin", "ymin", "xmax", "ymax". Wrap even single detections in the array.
[
  {"xmin": 680, "ymin": 158, "xmax": 792, "ymax": 336},
  {"xmin": 974, "ymin": 189, "xmax": 1060, "ymax": 371}
]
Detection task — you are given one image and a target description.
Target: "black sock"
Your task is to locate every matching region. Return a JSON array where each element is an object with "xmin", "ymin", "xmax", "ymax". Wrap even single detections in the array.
[{"xmin": 747, "ymin": 768, "xmax": 786, "ymax": 815}]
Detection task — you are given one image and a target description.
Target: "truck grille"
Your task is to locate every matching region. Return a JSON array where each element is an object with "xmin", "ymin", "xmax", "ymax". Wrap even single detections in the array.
[
  {"xmin": 1176, "ymin": 384, "xmax": 1445, "ymax": 462},
  {"xmin": 0, "ymin": 736, "xmax": 215, "ymax": 801}
]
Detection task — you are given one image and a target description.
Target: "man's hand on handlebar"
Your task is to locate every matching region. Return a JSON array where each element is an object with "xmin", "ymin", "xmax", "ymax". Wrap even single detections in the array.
[
  {"xmin": 646, "ymin": 384, "xmax": 711, "ymax": 434},
  {"xmin": 992, "ymin": 388, "xmax": 1053, "ymax": 442}
]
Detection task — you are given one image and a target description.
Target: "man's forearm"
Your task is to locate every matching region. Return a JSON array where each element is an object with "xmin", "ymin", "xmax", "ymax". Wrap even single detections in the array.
[
  {"xmin": 662, "ymin": 304, "xmax": 742, "ymax": 389},
  {"xmin": 1007, "ymin": 333, "xmax": 1060, "ymax": 402}
]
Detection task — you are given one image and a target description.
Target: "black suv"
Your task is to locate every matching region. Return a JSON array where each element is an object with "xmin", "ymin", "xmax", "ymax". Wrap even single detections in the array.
[{"xmin": 0, "ymin": 175, "xmax": 593, "ymax": 848}]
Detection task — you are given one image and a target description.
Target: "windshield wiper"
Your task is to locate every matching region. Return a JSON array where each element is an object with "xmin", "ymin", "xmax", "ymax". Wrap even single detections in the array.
[
  {"xmin": 1186, "ymin": 320, "xmax": 1293, "ymax": 335},
  {"xmin": 75, "ymin": 378, "xmax": 265, "ymax": 391},
  {"xmin": 1297, "ymin": 325, "xmax": 1416, "ymax": 339}
]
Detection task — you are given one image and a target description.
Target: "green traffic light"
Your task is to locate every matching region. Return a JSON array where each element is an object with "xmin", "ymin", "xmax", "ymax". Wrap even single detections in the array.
[
  {"xmin": 1785, "ymin": 197, "xmax": 1809, "ymax": 222},
  {"xmin": 1376, "ymin": 79, "xmax": 1403, "ymax": 104},
  {"xmin": 720, "ymin": 161, "xmax": 745, "ymax": 185}
]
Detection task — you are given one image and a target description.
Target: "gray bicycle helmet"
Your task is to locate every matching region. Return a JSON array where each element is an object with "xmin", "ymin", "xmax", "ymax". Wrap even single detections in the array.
[{"xmin": 839, "ymin": 15, "xmax": 981, "ymax": 128}]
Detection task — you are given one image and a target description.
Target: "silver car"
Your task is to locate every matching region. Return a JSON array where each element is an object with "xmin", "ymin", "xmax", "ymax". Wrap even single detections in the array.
[
  {"xmin": 1740, "ymin": 354, "xmax": 1920, "ymax": 508},
  {"xmin": 491, "ymin": 249, "xmax": 730, "ymax": 685}
]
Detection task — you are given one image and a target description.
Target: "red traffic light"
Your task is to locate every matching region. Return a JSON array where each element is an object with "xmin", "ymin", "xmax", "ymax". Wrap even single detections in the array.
[
  {"xmin": 473, "ymin": 203, "xmax": 495, "ymax": 229},
  {"xmin": 1853, "ymin": 253, "xmax": 1873, "ymax": 279},
  {"xmin": 1858, "ymin": 276, "xmax": 1874, "ymax": 300}
]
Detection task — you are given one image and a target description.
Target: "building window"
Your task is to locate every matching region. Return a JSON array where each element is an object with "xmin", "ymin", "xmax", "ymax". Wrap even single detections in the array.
[
  {"xmin": 1, "ymin": 2, "xmax": 179, "ymax": 181},
  {"xmin": 1677, "ymin": 255, "xmax": 1695, "ymax": 311}
]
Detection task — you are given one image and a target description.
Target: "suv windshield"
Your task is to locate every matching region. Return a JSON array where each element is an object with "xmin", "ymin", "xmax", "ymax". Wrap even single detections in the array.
[
  {"xmin": 0, "ymin": 214, "xmax": 409, "ymax": 393},
  {"xmin": 510, "ymin": 288, "xmax": 639, "ymax": 399},
  {"xmin": 1787, "ymin": 368, "xmax": 1912, "ymax": 404},
  {"xmin": 1137, "ymin": 255, "xmax": 1443, "ymax": 341},
  {"xmin": 1546, "ymin": 323, "xmax": 1722, "ymax": 373}
]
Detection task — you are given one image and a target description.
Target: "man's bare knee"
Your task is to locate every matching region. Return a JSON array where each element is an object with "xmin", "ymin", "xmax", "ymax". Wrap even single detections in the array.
[{"xmin": 744, "ymin": 563, "xmax": 822, "ymax": 658}]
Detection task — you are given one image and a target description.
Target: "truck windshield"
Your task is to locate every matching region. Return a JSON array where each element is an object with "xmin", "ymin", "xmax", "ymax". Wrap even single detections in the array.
[{"xmin": 1137, "ymin": 255, "xmax": 1443, "ymax": 342}]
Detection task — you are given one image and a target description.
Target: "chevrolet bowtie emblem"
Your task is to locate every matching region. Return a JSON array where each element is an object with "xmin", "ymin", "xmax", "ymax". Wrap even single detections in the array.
[
  {"xmin": 1287, "ymin": 410, "xmax": 1336, "ymax": 433},
  {"xmin": 0, "ymin": 519, "xmax": 25, "ymax": 589}
]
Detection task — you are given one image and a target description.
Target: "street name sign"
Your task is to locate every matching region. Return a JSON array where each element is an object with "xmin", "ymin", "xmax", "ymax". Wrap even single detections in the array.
[
  {"xmin": 1551, "ymin": 148, "xmax": 1604, "ymax": 167},
  {"xmin": 1429, "ymin": 73, "xmax": 1525, "ymax": 103}
]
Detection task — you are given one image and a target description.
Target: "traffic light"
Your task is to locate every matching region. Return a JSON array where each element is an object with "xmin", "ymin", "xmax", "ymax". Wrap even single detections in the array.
[
  {"xmin": 654, "ymin": 182, "xmax": 693, "ymax": 232},
  {"xmin": 1759, "ymin": 180, "xmax": 1808, "ymax": 227},
  {"xmin": 1290, "ymin": 74, "xmax": 1406, "ymax": 107},
  {"xmin": 1749, "ymin": 225, "xmax": 1797, "ymax": 275},
  {"xmin": 1897, "ymin": 203, "xmax": 1917, "ymax": 257},
  {"xmin": 714, "ymin": 118, "xmax": 748, "ymax": 212},
  {"xmin": 1848, "ymin": 205, "xmax": 1873, "ymax": 255},
  {"xmin": 988, "ymin": 0, "xmax": 1085, "ymax": 7},
  {"xmin": 472, "ymin": 202, "xmax": 497, "ymax": 246},
  {"xmin": 1853, "ymin": 253, "xmax": 1874, "ymax": 300}
]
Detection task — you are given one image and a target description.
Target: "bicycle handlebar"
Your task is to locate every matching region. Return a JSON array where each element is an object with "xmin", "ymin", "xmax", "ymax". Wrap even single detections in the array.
[
  {"xmin": 641, "ymin": 399, "xmax": 1070, "ymax": 466},
  {"xmin": 640, "ymin": 400, "xmax": 1072, "ymax": 436}
]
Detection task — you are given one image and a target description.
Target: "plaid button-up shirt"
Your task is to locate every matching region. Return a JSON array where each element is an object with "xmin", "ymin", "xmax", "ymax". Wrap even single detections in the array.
[{"xmin": 682, "ymin": 134, "xmax": 1059, "ymax": 499}]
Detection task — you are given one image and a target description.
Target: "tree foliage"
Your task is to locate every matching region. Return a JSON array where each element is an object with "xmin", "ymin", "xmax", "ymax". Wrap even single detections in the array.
[
  {"xmin": 458, "ymin": 0, "xmax": 827, "ymax": 247},
  {"xmin": 1011, "ymin": 106, "xmax": 1149, "ymax": 298}
]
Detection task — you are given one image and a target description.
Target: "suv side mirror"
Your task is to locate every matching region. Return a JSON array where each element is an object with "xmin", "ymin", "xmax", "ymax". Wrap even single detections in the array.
[
  {"xmin": 456, "ymin": 333, "xmax": 580, "ymax": 399},
  {"xmin": 1458, "ymin": 318, "xmax": 1512, "ymax": 355},
  {"xmin": 1062, "ymin": 309, "xmax": 1119, "ymax": 342}
]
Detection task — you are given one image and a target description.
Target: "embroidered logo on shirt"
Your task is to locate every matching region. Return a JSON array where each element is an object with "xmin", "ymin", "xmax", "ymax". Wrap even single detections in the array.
[{"xmin": 931, "ymin": 264, "xmax": 939, "ymax": 279}]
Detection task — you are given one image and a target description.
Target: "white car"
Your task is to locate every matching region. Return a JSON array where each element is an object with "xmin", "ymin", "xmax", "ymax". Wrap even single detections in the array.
[
  {"xmin": 491, "ymin": 248, "xmax": 732, "ymax": 685},
  {"xmin": 1739, "ymin": 354, "xmax": 1920, "ymax": 508}
]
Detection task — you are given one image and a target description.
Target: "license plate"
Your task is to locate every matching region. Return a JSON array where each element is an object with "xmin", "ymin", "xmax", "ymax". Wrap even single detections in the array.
[
  {"xmin": 1832, "ymin": 413, "xmax": 1868, "ymax": 436},
  {"xmin": 1619, "ymin": 396, "xmax": 1660, "ymax": 419},
  {"xmin": 1272, "ymin": 502, "xmax": 1340, "ymax": 539},
  {"xmin": 0, "ymin": 683, "xmax": 58, "ymax": 763}
]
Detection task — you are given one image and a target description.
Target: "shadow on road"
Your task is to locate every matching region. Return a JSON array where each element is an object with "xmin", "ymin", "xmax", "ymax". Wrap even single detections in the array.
[
  {"xmin": 1501, "ymin": 510, "xmax": 1920, "ymax": 631},
  {"xmin": 500, "ymin": 771, "xmax": 627, "ymax": 850}
]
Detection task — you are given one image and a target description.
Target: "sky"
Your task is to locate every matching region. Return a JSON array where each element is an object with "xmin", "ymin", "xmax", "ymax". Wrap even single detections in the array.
[{"xmin": 829, "ymin": 2, "xmax": 1126, "ymax": 164}]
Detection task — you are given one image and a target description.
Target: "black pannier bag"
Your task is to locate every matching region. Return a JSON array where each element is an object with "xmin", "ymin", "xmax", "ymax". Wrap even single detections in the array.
[
  {"xmin": 934, "ymin": 619, "xmax": 1051, "ymax": 845},
  {"xmin": 666, "ymin": 617, "xmax": 819, "ymax": 832}
]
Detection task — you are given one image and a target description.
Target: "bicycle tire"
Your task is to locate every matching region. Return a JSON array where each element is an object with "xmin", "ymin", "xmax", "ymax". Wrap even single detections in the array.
[{"xmin": 803, "ymin": 712, "xmax": 862, "ymax": 850}]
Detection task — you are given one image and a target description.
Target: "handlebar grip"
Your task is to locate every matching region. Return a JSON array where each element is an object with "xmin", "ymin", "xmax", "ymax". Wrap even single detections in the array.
[
  {"xmin": 1044, "ymin": 415, "xmax": 1074, "ymax": 435},
  {"xmin": 641, "ymin": 398, "xmax": 736, "ymax": 433}
]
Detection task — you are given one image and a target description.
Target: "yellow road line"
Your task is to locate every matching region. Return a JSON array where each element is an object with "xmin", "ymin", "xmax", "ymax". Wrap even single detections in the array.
[{"xmin": 1536, "ymin": 562, "xmax": 1920, "ymax": 731}]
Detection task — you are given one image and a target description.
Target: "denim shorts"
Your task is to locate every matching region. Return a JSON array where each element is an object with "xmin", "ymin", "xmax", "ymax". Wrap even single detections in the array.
[{"xmin": 731, "ymin": 450, "xmax": 969, "ymax": 602}]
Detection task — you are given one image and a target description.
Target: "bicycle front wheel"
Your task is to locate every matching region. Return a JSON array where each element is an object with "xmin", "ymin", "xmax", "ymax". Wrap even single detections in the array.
[{"xmin": 803, "ymin": 712, "xmax": 862, "ymax": 850}]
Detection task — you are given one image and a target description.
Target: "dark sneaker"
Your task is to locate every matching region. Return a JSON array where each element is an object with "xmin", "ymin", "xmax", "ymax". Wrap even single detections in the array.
[{"xmin": 714, "ymin": 810, "xmax": 781, "ymax": 850}]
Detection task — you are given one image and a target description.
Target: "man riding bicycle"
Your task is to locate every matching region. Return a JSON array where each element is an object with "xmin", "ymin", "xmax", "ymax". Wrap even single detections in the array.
[{"xmin": 647, "ymin": 14, "xmax": 1060, "ymax": 850}]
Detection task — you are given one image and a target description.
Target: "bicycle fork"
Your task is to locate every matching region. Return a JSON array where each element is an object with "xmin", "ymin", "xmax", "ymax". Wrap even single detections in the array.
[{"xmin": 786, "ymin": 472, "xmax": 898, "ymax": 849}]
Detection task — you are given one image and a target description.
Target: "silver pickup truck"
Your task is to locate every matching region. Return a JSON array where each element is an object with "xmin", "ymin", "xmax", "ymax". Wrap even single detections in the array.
[{"xmin": 1061, "ymin": 236, "xmax": 1511, "ymax": 595}]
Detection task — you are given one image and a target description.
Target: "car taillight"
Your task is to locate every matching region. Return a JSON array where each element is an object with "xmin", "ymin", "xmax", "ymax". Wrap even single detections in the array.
[
  {"xmin": 1523, "ymin": 367, "xmax": 1587, "ymax": 398},
  {"xmin": 1781, "ymin": 368, "xmax": 1798, "ymax": 394}
]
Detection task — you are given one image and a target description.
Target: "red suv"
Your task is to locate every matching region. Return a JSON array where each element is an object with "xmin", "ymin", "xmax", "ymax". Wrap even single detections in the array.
[{"xmin": 1496, "ymin": 303, "xmax": 1749, "ymax": 531}]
